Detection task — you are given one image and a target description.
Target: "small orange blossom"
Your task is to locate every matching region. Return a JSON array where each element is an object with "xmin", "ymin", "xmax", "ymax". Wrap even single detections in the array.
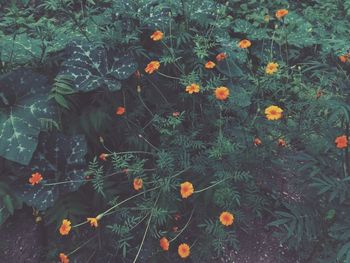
[
  {"xmin": 178, "ymin": 243, "xmax": 190, "ymax": 258},
  {"xmin": 180, "ymin": 182, "xmax": 194, "ymax": 198},
  {"xmin": 238, "ymin": 39, "xmax": 251, "ymax": 49},
  {"xmin": 145, "ymin": 61, "xmax": 160, "ymax": 74},
  {"xmin": 87, "ymin": 217, "xmax": 99, "ymax": 228},
  {"xmin": 216, "ymin": 53, "xmax": 227, "ymax": 61},
  {"xmin": 265, "ymin": 105, "xmax": 283, "ymax": 120},
  {"xmin": 29, "ymin": 172, "xmax": 43, "ymax": 186},
  {"xmin": 133, "ymin": 178, "xmax": 143, "ymax": 190},
  {"xmin": 205, "ymin": 61, "xmax": 216, "ymax": 69},
  {"xmin": 215, "ymin": 86, "xmax": 229, "ymax": 100},
  {"xmin": 150, "ymin": 30, "xmax": 164, "ymax": 41},
  {"xmin": 220, "ymin": 211, "xmax": 235, "ymax": 226},
  {"xmin": 254, "ymin": 138, "xmax": 262, "ymax": 146},
  {"xmin": 276, "ymin": 9, "xmax": 289, "ymax": 19},
  {"xmin": 59, "ymin": 253, "xmax": 69, "ymax": 263},
  {"xmin": 265, "ymin": 62, "xmax": 279, "ymax": 74},
  {"xmin": 185, "ymin": 84, "xmax": 200, "ymax": 94},
  {"xmin": 160, "ymin": 237, "xmax": 170, "ymax": 251},
  {"xmin": 116, "ymin": 106, "xmax": 126, "ymax": 115},
  {"xmin": 335, "ymin": 135, "xmax": 348, "ymax": 149},
  {"xmin": 59, "ymin": 219, "xmax": 72, "ymax": 235}
]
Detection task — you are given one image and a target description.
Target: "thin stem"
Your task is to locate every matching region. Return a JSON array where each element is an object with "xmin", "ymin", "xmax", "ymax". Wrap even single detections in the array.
[
  {"xmin": 138, "ymin": 134, "xmax": 159, "ymax": 151},
  {"xmin": 43, "ymin": 168, "xmax": 156, "ymax": 186},
  {"xmin": 138, "ymin": 92, "xmax": 154, "ymax": 116},
  {"xmin": 157, "ymin": 71, "xmax": 181, "ymax": 80},
  {"xmin": 146, "ymin": 77, "xmax": 170, "ymax": 105},
  {"xmin": 170, "ymin": 208, "xmax": 194, "ymax": 243},
  {"xmin": 100, "ymin": 186, "xmax": 160, "ymax": 218},
  {"xmin": 194, "ymin": 177, "xmax": 232, "ymax": 194},
  {"xmin": 133, "ymin": 192, "xmax": 161, "ymax": 263},
  {"xmin": 67, "ymin": 235, "xmax": 97, "ymax": 256}
]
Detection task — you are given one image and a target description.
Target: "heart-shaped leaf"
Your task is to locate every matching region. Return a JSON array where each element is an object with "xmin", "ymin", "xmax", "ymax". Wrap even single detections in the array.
[
  {"xmin": 59, "ymin": 41, "xmax": 138, "ymax": 92},
  {"xmin": 233, "ymin": 19, "xmax": 268, "ymax": 40},
  {"xmin": 18, "ymin": 132, "xmax": 88, "ymax": 210},
  {"xmin": 0, "ymin": 69, "xmax": 57, "ymax": 165}
]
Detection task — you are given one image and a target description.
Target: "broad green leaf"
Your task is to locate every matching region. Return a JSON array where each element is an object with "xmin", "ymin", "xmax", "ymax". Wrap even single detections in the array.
[
  {"xmin": 216, "ymin": 58, "xmax": 243, "ymax": 77},
  {"xmin": 17, "ymin": 132, "xmax": 88, "ymax": 210},
  {"xmin": 58, "ymin": 41, "xmax": 138, "ymax": 92},
  {"xmin": 279, "ymin": 13, "xmax": 316, "ymax": 48},
  {"xmin": 233, "ymin": 19, "xmax": 268, "ymax": 40},
  {"xmin": 0, "ymin": 69, "xmax": 57, "ymax": 165},
  {"xmin": 0, "ymin": 34, "xmax": 41, "ymax": 64},
  {"xmin": 3, "ymin": 195, "xmax": 14, "ymax": 215}
]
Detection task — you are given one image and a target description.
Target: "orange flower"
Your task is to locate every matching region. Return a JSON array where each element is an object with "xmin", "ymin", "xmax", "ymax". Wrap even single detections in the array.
[
  {"xmin": 180, "ymin": 182, "xmax": 194, "ymax": 198},
  {"xmin": 133, "ymin": 178, "xmax": 143, "ymax": 190},
  {"xmin": 59, "ymin": 219, "xmax": 72, "ymax": 235},
  {"xmin": 219, "ymin": 211, "xmax": 235, "ymax": 226},
  {"xmin": 215, "ymin": 86, "xmax": 229, "ymax": 100},
  {"xmin": 254, "ymin": 138, "xmax": 262, "ymax": 146},
  {"xmin": 150, "ymin": 30, "xmax": 164, "ymax": 41},
  {"xmin": 276, "ymin": 9, "xmax": 289, "ymax": 19},
  {"xmin": 174, "ymin": 213, "xmax": 181, "ymax": 221},
  {"xmin": 339, "ymin": 54, "xmax": 350, "ymax": 63},
  {"xmin": 278, "ymin": 138, "xmax": 287, "ymax": 147},
  {"xmin": 185, "ymin": 83, "xmax": 200, "ymax": 94},
  {"xmin": 265, "ymin": 62, "xmax": 279, "ymax": 74},
  {"xmin": 116, "ymin": 106, "xmax": 125, "ymax": 115},
  {"xmin": 160, "ymin": 237, "xmax": 170, "ymax": 251},
  {"xmin": 205, "ymin": 61, "xmax": 216, "ymax": 69},
  {"xmin": 178, "ymin": 243, "xmax": 190, "ymax": 258},
  {"xmin": 99, "ymin": 153, "xmax": 108, "ymax": 161},
  {"xmin": 316, "ymin": 90, "xmax": 323, "ymax": 99},
  {"xmin": 216, "ymin": 53, "xmax": 227, "ymax": 61},
  {"xmin": 145, "ymin": 61, "xmax": 160, "ymax": 74},
  {"xmin": 335, "ymin": 135, "xmax": 348, "ymax": 149},
  {"xmin": 59, "ymin": 253, "xmax": 69, "ymax": 263},
  {"xmin": 238, "ymin": 39, "xmax": 251, "ymax": 49},
  {"xmin": 87, "ymin": 217, "xmax": 99, "ymax": 228},
  {"xmin": 265, "ymin": 105, "xmax": 283, "ymax": 120},
  {"xmin": 29, "ymin": 172, "xmax": 43, "ymax": 186},
  {"xmin": 339, "ymin": 55, "xmax": 347, "ymax": 63}
]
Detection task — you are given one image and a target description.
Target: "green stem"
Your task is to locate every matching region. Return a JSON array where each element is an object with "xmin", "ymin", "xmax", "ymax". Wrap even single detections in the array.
[
  {"xmin": 194, "ymin": 177, "xmax": 232, "ymax": 194},
  {"xmin": 67, "ymin": 235, "xmax": 97, "ymax": 256},
  {"xmin": 170, "ymin": 208, "xmax": 194, "ymax": 243},
  {"xmin": 132, "ymin": 192, "xmax": 161, "ymax": 263},
  {"xmin": 157, "ymin": 71, "xmax": 181, "ymax": 80},
  {"xmin": 99, "ymin": 186, "xmax": 160, "ymax": 218}
]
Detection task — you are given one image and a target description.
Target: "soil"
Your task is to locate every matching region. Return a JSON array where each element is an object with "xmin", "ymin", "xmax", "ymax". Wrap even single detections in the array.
[
  {"xmin": 221, "ymin": 218, "xmax": 300, "ymax": 263},
  {"xmin": 0, "ymin": 207, "xmax": 45, "ymax": 263},
  {"xmin": 0, "ymin": 208, "xmax": 300, "ymax": 263}
]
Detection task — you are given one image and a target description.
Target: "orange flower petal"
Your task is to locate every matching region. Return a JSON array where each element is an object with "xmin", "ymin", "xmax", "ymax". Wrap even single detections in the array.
[
  {"xmin": 178, "ymin": 243, "xmax": 190, "ymax": 258},
  {"xmin": 219, "ymin": 211, "xmax": 234, "ymax": 226}
]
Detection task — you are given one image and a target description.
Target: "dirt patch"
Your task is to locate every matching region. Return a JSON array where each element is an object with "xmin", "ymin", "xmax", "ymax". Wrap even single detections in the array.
[
  {"xmin": 0, "ymin": 208, "xmax": 300, "ymax": 263},
  {"xmin": 221, "ymin": 218, "xmax": 299, "ymax": 263},
  {"xmin": 0, "ymin": 207, "xmax": 45, "ymax": 263}
]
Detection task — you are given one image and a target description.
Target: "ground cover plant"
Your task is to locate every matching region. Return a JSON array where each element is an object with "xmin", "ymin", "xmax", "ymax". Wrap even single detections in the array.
[{"xmin": 1, "ymin": 0, "xmax": 350, "ymax": 262}]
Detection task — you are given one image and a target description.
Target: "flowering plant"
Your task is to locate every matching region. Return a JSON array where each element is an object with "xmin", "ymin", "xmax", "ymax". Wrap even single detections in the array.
[{"xmin": 1, "ymin": 0, "xmax": 350, "ymax": 262}]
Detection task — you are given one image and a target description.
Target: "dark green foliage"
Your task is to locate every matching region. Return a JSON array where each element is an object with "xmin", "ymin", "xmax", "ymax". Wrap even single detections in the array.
[
  {"xmin": 16, "ymin": 132, "xmax": 87, "ymax": 210},
  {"xmin": 0, "ymin": 69, "xmax": 57, "ymax": 165},
  {"xmin": 59, "ymin": 41, "xmax": 138, "ymax": 92},
  {"xmin": 1, "ymin": 0, "xmax": 350, "ymax": 262}
]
